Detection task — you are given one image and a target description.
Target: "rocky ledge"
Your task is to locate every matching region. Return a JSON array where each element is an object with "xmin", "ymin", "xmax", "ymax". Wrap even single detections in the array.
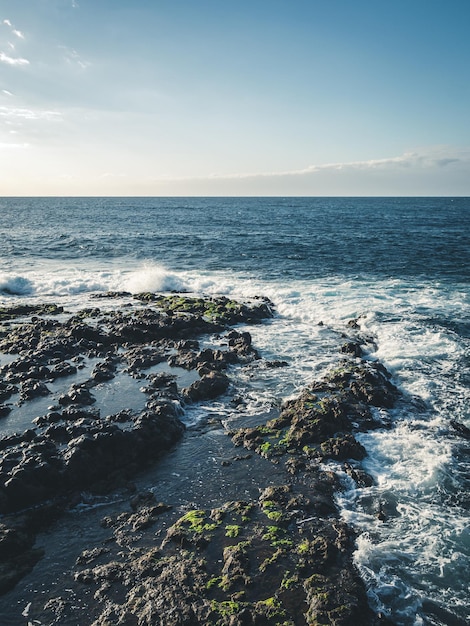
[
  {"xmin": 0, "ymin": 294, "xmax": 272, "ymax": 595},
  {"xmin": 0, "ymin": 295, "xmax": 400, "ymax": 625},
  {"xmin": 56, "ymin": 319, "xmax": 399, "ymax": 626}
]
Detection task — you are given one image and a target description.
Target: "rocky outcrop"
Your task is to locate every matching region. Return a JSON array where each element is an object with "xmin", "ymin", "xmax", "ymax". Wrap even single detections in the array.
[
  {"xmin": 62, "ymin": 320, "xmax": 400, "ymax": 626},
  {"xmin": 231, "ymin": 358, "xmax": 399, "ymax": 467},
  {"xmin": 0, "ymin": 300, "xmax": 399, "ymax": 625},
  {"xmin": 0, "ymin": 294, "xmax": 272, "ymax": 595},
  {"xmin": 73, "ymin": 485, "xmax": 385, "ymax": 626}
]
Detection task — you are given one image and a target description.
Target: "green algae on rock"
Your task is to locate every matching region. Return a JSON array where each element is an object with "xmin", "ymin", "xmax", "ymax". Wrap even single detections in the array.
[
  {"xmin": 230, "ymin": 359, "xmax": 399, "ymax": 467},
  {"xmin": 0, "ymin": 304, "xmax": 64, "ymax": 321},
  {"xmin": 0, "ymin": 293, "xmax": 273, "ymax": 598},
  {"xmin": 77, "ymin": 485, "xmax": 381, "ymax": 626},
  {"xmin": 132, "ymin": 294, "xmax": 274, "ymax": 325}
]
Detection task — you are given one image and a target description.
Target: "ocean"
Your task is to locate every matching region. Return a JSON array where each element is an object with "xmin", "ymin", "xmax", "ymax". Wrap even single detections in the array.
[{"xmin": 0, "ymin": 196, "xmax": 469, "ymax": 625}]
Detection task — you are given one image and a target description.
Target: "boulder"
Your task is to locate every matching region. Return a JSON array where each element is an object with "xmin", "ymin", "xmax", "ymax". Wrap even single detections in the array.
[{"xmin": 182, "ymin": 371, "xmax": 230, "ymax": 402}]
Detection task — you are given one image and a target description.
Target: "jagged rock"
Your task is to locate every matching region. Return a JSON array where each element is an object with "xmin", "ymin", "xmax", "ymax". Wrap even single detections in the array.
[
  {"xmin": 183, "ymin": 370, "xmax": 230, "ymax": 401},
  {"xmin": 59, "ymin": 384, "xmax": 96, "ymax": 407},
  {"xmin": 0, "ymin": 297, "xmax": 395, "ymax": 626},
  {"xmin": 19, "ymin": 380, "xmax": 51, "ymax": 402},
  {"xmin": 450, "ymin": 419, "xmax": 470, "ymax": 439}
]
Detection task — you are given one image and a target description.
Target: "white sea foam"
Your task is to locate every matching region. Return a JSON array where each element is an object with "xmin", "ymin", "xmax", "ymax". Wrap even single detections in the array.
[
  {"xmin": 124, "ymin": 264, "xmax": 189, "ymax": 294},
  {"xmin": 219, "ymin": 274, "xmax": 469, "ymax": 624},
  {"xmin": 0, "ymin": 261, "xmax": 468, "ymax": 623},
  {"xmin": 327, "ymin": 338, "xmax": 468, "ymax": 626},
  {"xmin": 0, "ymin": 274, "xmax": 35, "ymax": 295},
  {"xmin": 0, "ymin": 266, "xmax": 119, "ymax": 302}
]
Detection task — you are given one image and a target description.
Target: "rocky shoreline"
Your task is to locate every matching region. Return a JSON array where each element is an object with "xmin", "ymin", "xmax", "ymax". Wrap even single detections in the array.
[{"xmin": 0, "ymin": 293, "xmax": 399, "ymax": 625}]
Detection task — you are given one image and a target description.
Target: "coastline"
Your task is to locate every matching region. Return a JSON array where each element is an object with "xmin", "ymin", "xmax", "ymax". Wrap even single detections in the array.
[{"xmin": 0, "ymin": 293, "xmax": 399, "ymax": 625}]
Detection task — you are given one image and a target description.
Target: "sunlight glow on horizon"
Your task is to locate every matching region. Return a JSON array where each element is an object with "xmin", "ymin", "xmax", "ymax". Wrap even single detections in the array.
[{"xmin": 1, "ymin": 0, "xmax": 469, "ymax": 196}]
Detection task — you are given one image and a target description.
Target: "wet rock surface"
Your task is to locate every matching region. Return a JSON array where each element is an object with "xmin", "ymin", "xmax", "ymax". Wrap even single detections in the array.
[
  {"xmin": 0, "ymin": 294, "xmax": 272, "ymax": 601},
  {"xmin": 0, "ymin": 297, "xmax": 399, "ymax": 625},
  {"xmin": 231, "ymin": 358, "xmax": 399, "ymax": 466}
]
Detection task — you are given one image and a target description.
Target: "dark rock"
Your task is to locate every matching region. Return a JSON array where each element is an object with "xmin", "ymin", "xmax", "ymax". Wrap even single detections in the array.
[
  {"xmin": 68, "ymin": 322, "xmax": 111, "ymax": 346},
  {"xmin": 0, "ymin": 382, "xmax": 18, "ymax": 401},
  {"xmin": 0, "ymin": 405, "xmax": 12, "ymax": 418},
  {"xmin": 450, "ymin": 419, "xmax": 470, "ymax": 439},
  {"xmin": 19, "ymin": 380, "xmax": 51, "ymax": 402},
  {"xmin": 320, "ymin": 434, "xmax": 367, "ymax": 461},
  {"xmin": 124, "ymin": 346, "xmax": 166, "ymax": 372},
  {"xmin": 183, "ymin": 371, "xmax": 230, "ymax": 402},
  {"xmin": 0, "ymin": 429, "xmax": 36, "ymax": 453},
  {"xmin": 91, "ymin": 359, "xmax": 117, "ymax": 382},
  {"xmin": 61, "ymin": 406, "xmax": 100, "ymax": 421},
  {"xmin": 304, "ymin": 567, "xmax": 373, "ymax": 626},
  {"xmin": 90, "ymin": 291, "xmax": 132, "ymax": 299},
  {"xmin": 49, "ymin": 361, "xmax": 78, "ymax": 379},
  {"xmin": 0, "ymin": 296, "xmax": 397, "ymax": 624},
  {"xmin": 343, "ymin": 462, "xmax": 375, "ymax": 487},
  {"xmin": 75, "ymin": 546, "xmax": 110, "ymax": 566},
  {"xmin": 0, "ymin": 304, "xmax": 63, "ymax": 321},
  {"xmin": 265, "ymin": 360, "xmax": 289, "ymax": 368},
  {"xmin": 43, "ymin": 423, "xmax": 71, "ymax": 443},
  {"xmin": 347, "ymin": 318, "xmax": 360, "ymax": 329},
  {"xmin": 341, "ymin": 341, "xmax": 364, "ymax": 357},
  {"xmin": 227, "ymin": 330, "xmax": 260, "ymax": 359},
  {"xmin": 141, "ymin": 372, "xmax": 178, "ymax": 397},
  {"xmin": 59, "ymin": 384, "xmax": 96, "ymax": 407}
]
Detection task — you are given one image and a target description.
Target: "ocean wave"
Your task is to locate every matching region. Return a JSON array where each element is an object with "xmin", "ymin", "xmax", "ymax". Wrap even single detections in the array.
[
  {"xmin": 0, "ymin": 274, "xmax": 35, "ymax": 296},
  {"xmin": 0, "ymin": 263, "xmax": 188, "ymax": 301},
  {"xmin": 124, "ymin": 265, "xmax": 189, "ymax": 293}
]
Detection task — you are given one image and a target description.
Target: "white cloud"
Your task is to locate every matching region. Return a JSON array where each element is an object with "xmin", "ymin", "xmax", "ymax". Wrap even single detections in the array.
[
  {"xmin": 0, "ymin": 105, "xmax": 62, "ymax": 121},
  {"xmin": 1, "ymin": 19, "xmax": 29, "ymax": 65},
  {"xmin": 60, "ymin": 46, "xmax": 91, "ymax": 69},
  {"xmin": 144, "ymin": 147, "xmax": 470, "ymax": 195},
  {"xmin": 2, "ymin": 19, "xmax": 24, "ymax": 39},
  {"xmin": 0, "ymin": 51, "xmax": 29, "ymax": 66},
  {"xmin": 149, "ymin": 148, "xmax": 470, "ymax": 184},
  {"xmin": 1, "ymin": 89, "xmax": 13, "ymax": 96},
  {"xmin": 0, "ymin": 141, "xmax": 29, "ymax": 149}
]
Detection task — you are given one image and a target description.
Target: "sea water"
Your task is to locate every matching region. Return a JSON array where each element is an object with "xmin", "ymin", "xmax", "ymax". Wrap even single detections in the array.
[{"xmin": 0, "ymin": 197, "xmax": 469, "ymax": 625}]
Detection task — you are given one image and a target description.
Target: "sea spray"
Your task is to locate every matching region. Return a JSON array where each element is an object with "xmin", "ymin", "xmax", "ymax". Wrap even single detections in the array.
[
  {"xmin": 0, "ymin": 274, "xmax": 34, "ymax": 296},
  {"xmin": 125, "ymin": 264, "xmax": 189, "ymax": 294}
]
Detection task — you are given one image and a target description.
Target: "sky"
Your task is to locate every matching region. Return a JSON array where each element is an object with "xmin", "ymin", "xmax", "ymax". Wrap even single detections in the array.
[{"xmin": 0, "ymin": 0, "xmax": 469, "ymax": 196}]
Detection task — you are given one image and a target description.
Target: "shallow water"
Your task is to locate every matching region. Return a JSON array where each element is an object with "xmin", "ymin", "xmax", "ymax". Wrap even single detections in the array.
[{"xmin": 2, "ymin": 414, "xmax": 286, "ymax": 626}]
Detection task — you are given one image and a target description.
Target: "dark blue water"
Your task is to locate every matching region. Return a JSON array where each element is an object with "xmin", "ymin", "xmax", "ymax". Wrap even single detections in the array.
[{"xmin": 0, "ymin": 197, "xmax": 468, "ymax": 281}]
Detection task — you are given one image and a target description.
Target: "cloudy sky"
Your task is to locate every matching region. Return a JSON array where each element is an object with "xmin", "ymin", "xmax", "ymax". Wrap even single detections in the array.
[{"xmin": 1, "ymin": 0, "xmax": 469, "ymax": 196}]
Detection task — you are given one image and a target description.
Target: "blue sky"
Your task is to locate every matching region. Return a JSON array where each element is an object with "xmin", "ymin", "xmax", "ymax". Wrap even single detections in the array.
[{"xmin": 1, "ymin": 0, "xmax": 469, "ymax": 195}]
